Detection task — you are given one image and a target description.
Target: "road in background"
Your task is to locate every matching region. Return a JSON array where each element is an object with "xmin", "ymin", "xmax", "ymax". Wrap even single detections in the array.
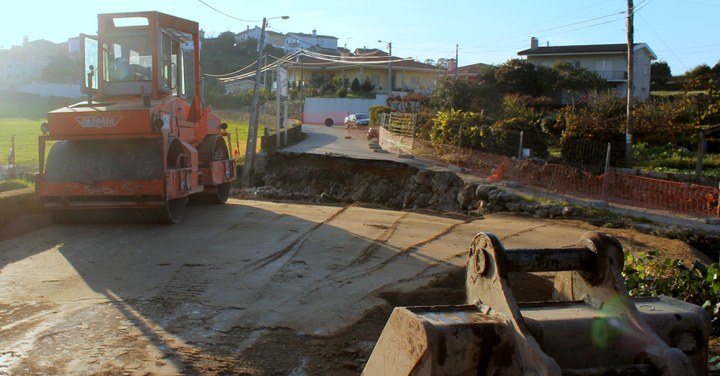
[{"xmin": 281, "ymin": 124, "xmax": 438, "ymax": 170}]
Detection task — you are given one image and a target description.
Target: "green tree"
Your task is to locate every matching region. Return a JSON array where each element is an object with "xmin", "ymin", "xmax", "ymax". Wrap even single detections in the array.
[
  {"xmin": 360, "ymin": 78, "xmax": 375, "ymax": 93},
  {"xmin": 42, "ymin": 53, "xmax": 80, "ymax": 83},
  {"xmin": 551, "ymin": 61, "xmax": 607, "ymax": 99},
  {"xmin": 430, "ymin": 78, "xmax": 502, "ymax": 115},
  {"xmin": 309, "ymin": 74, "xmax": 334, "ymax": 96},
  {"xmin": 350, "ymin": 77, "xmax": 360, "ymax": 92},
  {"xmin": 430, "ymin": 80, "xmax": 476, "ymax": 111},
  {"xmin": 476, "ymin": 65, "xmax": 498, "ymax": 87},
  {"xmin": 436, "ymin": 58, "xmax": 449, "ymax": 70},
  {"xmin": 333, "ymin": 76, "xmax": 349, "ymax": 90},
  {"xmin": 685, "ymin": 64, "xmax": 714, "ymax": 90},
  {"xmin": 687, "ymin": 64, "xmax": 713, "ymax": 79},
  {"xmin": 712, "ymin": 62, "xmax": 720, "ymax": 77},
  {"xmin": 651, "ymin": 61, "xmax": 672, "ymax": 86},
  {"xmin": 494, "ymin": 59, "xmax": 541, "ymax": 96}
]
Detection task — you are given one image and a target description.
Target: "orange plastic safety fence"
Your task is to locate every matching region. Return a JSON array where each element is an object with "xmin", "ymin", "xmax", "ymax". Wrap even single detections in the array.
[{"xmin": 379, "ymin": 130, "xmax": 720, "ymax": 218}]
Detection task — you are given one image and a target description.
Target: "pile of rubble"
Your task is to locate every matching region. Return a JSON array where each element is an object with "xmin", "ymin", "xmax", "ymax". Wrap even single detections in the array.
[{"xmin": 237, "ymin": 153, "xmax": 576, "ymax": 219}]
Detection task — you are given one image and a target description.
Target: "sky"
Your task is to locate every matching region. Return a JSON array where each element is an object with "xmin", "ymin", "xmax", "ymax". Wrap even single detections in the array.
[{"xmin": 1, "ymin": 0, "xmax": 718, "ymax": 76}]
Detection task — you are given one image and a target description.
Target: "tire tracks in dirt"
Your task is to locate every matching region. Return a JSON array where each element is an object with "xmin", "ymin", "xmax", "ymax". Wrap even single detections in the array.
[
  {"xmin": 244, "ymin": 204, "xmax": 352, "ymax": 272},
  {"xmin": 307, "ymin": 215, "xmax": 478, "ymax": 298}
]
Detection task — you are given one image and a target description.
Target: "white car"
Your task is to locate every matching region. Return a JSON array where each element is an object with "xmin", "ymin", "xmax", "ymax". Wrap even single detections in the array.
[{"xmin": 344, "ymin": 113, "xmax": 370, "ymax": 127}]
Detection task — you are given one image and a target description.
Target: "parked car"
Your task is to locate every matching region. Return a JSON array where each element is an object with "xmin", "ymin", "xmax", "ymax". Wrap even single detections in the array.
[{"xmin": 344, "ymin": 113, "xmax": 370, "ymax": 127}]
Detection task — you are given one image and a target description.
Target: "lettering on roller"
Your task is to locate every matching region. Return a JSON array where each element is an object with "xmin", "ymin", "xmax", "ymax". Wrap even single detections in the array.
[{"xmin": 75, "ymin": 116, "xmax": 121, "ymax": 128}]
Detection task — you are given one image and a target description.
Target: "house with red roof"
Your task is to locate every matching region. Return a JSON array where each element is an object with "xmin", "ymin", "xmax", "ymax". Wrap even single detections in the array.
[{"xmin": 284, "ymin": 47, "xmax": 439, "ymax": 94}]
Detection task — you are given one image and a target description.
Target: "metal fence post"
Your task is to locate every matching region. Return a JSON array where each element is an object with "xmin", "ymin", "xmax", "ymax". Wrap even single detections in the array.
[
  {"xmin": 8, "ymin": 135, "xmax": 15, "ymax": 166},
  {"xmin": 602, "ymin": 142, "xmax": 611, "ymax": 201},
  {"xmin": 457, "ymin": 122, "xmax": 463, "ymax": 167},
  {"xmin": 517, "ymin": 131, "xmax": 524, "ymax": 159},
  {"xmin": 412, "ymin": 113, "xmax": 416, "ymax": 138},
  {"xmin": 283, "ymin": 99, "xmax": 289, "ymax": 145}
]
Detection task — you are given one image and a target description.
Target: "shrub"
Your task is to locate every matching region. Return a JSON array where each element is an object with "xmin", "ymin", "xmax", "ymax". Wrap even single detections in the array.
[
  {"xmin": 350, "ymin": 78, "xmax": 361, "ymax": 92},
  {"xmin": 623, "ymin": 251, "xmax": 720, "ymax": 334},
  {"xmin": 361, "ymin": 78, "xmax": 375, "ymax": 93},
  {"xmin": 368, "ymin": 105, "xmax": 391, "ymax": 126},
  {"xmin": 430, "ymin": 109, "xmax": 489, "ymax": 150},
  {"xmin": 556, "ymin": 94, "xmax": 626, "ymax": 166},
  {"xmin": 488, "ymin": 117, "xmax": 549, "ymax": 158}
]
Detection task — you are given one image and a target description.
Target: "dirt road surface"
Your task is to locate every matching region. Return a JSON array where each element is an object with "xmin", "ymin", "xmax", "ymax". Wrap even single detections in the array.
[{"xmin": 0, "ymin": 199, "xmax": 704, "ymax": 375}]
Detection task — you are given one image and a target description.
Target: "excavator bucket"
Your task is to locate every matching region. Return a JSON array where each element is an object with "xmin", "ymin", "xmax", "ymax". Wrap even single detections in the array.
[{"xmin": 363, "ymin": 232, "xmax": 710, "ymax": 376}]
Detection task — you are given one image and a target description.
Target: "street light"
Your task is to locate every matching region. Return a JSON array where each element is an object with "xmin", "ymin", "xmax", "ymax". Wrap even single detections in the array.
[
  {"xmin": 242, "ymin": 15, "xmax": 289, "ymax": 187},
  {"xmin": 378, "ymin": 40, "xmax": 392, "ymax": 93}
]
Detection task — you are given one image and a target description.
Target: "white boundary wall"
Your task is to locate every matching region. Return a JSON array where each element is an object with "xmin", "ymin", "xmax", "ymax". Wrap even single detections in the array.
[
  {"xmin": 303, "ymin": 95, "xmax": 388, "ymax": 125},
  {"xmin": 14, "ymin": 84, "xmax": 83, "ymax": 99}
]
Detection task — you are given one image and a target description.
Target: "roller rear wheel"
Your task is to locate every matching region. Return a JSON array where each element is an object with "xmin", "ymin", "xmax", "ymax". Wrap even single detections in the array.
[
  {"xmin": 160, "ymin": 197, "xmax": 188, "ymax": 224},
  {"xmin": 162, "ymin": 140, "xmax": 189, "ymax": 223},
  {"xmin": 191, "ymin": 136, "xmax": 232, "ymax": 205}
]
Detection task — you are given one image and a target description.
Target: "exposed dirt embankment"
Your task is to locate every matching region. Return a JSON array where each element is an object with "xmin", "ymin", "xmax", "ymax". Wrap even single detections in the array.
[
  {"xmin": 241, "ymin": 153, "xmax": 720, "ymax": 261},
  {"xmin": 0, "ymin": 187, "xmax": 50, "ymax": 240},
  {"xmin": 250, "ymin": 153, "xmax": 467, "ymax": 213}
]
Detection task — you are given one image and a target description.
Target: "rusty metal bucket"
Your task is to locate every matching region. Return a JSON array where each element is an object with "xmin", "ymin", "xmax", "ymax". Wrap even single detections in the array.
[{"xmin": 363, "ymin": 232, "xmax": 709, "ymax": 376}]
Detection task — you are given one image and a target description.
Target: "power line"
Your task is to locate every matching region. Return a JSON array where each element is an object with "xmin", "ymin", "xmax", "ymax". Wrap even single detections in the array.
[
  {"xmin": 196, "ymin": 0, "xmax": 259, "ymax": 22},
  {"xmin": 637, "ymin": 12, "xmax": 688, "ymax": 71},
  {"xmin": 632, "ymin": 0, "xmax": 654, "ymax": 14},
  {"xmin": 209, "ymin": 48, "xmax": 420, "ymax": 83},
  {"xmin": 673, "ymin": 0, "xmax": 720, "ymax": 7},
  {"xmin": 463, "ymin": 8, "xmax": 625, "ymax": 50}
]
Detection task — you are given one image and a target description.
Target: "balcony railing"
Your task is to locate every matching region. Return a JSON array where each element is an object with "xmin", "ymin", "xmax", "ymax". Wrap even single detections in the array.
[{"xmin": 594, "ymin": 70, "xmax": 627, "ymax": 81}]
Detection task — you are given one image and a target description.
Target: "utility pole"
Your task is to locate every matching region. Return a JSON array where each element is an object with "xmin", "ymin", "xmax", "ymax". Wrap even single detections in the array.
[
  {"xmin": 242, "ymin": 18, "xmax": 268, "ymax": 187},
  {"xmin": 263, "ymin": 53, "xmax": 268, "ymax": 88},
  {"xmin": 300, "ymin": 48, "xmax": 304, "ymax": 122},
  {"xmin": 388, "ymin": 42, "xmax": 392, "ymax": 93},
  {"xmin": 625, "ymin": 0, "xmax": 634, "ymax": 168},
  {"xmin": 378, "ymin": 40, "xmax": 392, "ymax": 92},
  {"xmin": 241, "ymin": 16, "xmax": 289, "ymax": 186},
  {"xmin": 276, "ymin": 62, "xmax": 281, "ymax": 148},
  {"xmin": 455, "ymin": 44, "xmax": 459, "ymax": 80}
]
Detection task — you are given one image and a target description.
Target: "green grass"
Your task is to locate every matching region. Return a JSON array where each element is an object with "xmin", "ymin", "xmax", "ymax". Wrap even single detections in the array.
[
  {"xmin": 0, "ymin": 178, "xmax": 33, "ymax": 193},
  {"xmin": 0, "ymin": 110, "xmax": 255, "ymax": 174},
  {"xmin": 651, "ymin": 90, "xmax": 707, "ymax": 97},
  {"xmin": 636, "ymin": 154, "xmax": 720, "ymax": 177},
  {"xmin": 0, "ymin": 118, "xmax": 42, "ymax": 172}
]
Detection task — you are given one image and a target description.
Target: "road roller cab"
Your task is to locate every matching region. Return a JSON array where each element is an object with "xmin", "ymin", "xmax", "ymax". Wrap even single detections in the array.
[{"xmin": 36, "ymin": 12, "xmax": 236, "ymax": 223}]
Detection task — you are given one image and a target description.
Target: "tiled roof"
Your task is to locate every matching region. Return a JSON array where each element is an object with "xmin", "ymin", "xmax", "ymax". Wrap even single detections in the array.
[
  {"xmin": 287, "ymin": 53, "xmax": 438, "ymax": 72},
  {"xmin": 457, "ymin": 63, "xmax": 489, "ymax": 74},
  {"xmin": 518, "ymin": 43, "xmax": 656, "ymax": 59},
  {"xmin": 287, "ymin": 32, "xmax": 337, "ymax": 40}
]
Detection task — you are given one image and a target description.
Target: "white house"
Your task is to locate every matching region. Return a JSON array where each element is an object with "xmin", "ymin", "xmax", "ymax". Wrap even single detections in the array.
[
  {"xmin": 0, "ymin": 38, "xmax": 61, "ymax": 91},
  {"xmin": 284, "ymin": 31, "xmax": 338, "ymax": 52},
  {"xmin": 517, "ymin": 37, "xmax": 657, "ymax": 101},
  {"xmin": 235, "ymin": 26, "xmax": 285, "ymax": 49}
]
